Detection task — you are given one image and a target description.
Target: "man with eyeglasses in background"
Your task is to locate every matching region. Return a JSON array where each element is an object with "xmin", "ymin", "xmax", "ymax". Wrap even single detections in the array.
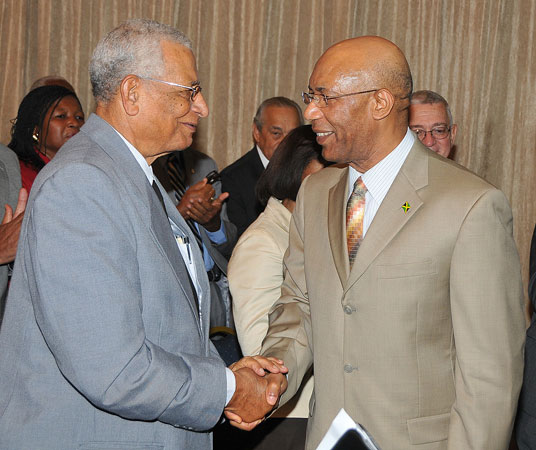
[
  {"xmin": 409, "ymin": 90, "xmax": 458, "ymax": 158},
  {"xmin": 256, "ymin": 36, "xmax": 525, "ymax": 450},
  {"xmin": 221, "ymin": 97, "xmax": 303, "ymax": 237}
]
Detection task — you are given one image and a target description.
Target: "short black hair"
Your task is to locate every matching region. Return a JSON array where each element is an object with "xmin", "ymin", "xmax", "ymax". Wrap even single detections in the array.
[
  {"xmin": 8, "ymin": 85, "xmax": 81, "ymax": 172},
  {"xmin": 256, "ymin": 125, "xmax": 329, "ymax": 206}
]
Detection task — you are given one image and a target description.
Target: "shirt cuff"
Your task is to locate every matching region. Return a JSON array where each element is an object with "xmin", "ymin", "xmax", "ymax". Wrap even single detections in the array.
[
  {"xmin": 205, "ymin": 221, "xmax": 226, "ymax": 244},
  {"xmin": 225, "ymin": 367, "xmax": 236, "ymax": 406}
]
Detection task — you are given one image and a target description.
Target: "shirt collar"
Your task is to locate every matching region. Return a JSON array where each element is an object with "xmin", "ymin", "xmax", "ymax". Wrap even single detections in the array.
[
  {"xmin": 112, "ymin": 128, "xmax": 155, "ymax": 183},
  {"xmin": 256, "ymin": 145, "xmax": 270, "ymax": 168},
  {"xmin": 348, "ymin": 128, "xmax": 415, "ymax": 202}
]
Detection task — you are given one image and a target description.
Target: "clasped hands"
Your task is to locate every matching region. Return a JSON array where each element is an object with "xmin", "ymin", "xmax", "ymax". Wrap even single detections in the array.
[
  {"xmin": 224, "ymin": 355, "xmax": 288, "ymax": 431},
  {"xmin": 177, "ymin": 178, "xmax": 229, "ymax": 232}
]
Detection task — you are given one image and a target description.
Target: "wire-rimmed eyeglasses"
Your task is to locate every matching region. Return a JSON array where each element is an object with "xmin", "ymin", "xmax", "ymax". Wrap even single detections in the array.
[
  {"xmin": 138, "ymin": 76, "xmax": 202, "ymax": 101},
  {"xmin": 302, "ymin": 89, "xmax": 379, "ymax": 108},
  {"xmin": 410, "ymin": 126, "xmax": 451, "ymax": 141}
]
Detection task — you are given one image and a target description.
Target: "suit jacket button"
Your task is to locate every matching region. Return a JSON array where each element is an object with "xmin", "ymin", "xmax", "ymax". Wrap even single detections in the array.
[
  {"xmin": 344, "ymin": 364, "xmax": 354, "ymax": 373},
  {"xmin": 343, "ymin": 305, "xmax": 353, "ymax": 315}
]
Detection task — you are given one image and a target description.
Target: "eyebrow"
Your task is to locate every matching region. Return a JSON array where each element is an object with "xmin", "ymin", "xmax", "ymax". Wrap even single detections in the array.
[
  {"xmin": 269, "ymin": 126, "xmax": 283, "ymax": 132},
  {"xmin": 410, "ymin": 122, "xmax": 449, "ymax": 128},
  {"xmin": 308, "ymin": 85, "xmax": 327, "ymax": 93}
]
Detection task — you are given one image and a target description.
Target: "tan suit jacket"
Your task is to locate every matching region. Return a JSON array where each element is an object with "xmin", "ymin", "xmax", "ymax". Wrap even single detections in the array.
[
  {"xmin": 262, "ymin": 141, "xmax": 525, "ymax": 450},
  {"xmin": 230, "ymin": 197, "xmax": 313, "ymax": 418}
]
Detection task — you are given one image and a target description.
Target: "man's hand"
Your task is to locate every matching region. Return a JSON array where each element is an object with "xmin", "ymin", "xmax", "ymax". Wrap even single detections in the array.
[
  {"xmin": 176, "ymin": 179, "xmax": 229, "ymax": 232},
  {"xmin": 0, "ymin": 188, "xmax": 28, "ymax": 264},
  {"xmin": 224, "ymin": 356, "xmax": 288, "ymax": 430}
]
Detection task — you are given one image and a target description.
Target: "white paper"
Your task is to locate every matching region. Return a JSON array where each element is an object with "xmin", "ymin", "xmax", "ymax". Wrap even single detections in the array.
[{"xmin": 316, "ymin": 408, "xmax": 380, "ymax": 450}]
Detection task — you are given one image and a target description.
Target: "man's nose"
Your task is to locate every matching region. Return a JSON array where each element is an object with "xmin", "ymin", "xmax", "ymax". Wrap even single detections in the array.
[
  {"xmin": 304, "ymin": 101, "xmax": 321, "ymax": 121},
  {"xmin": 192, "ymin": 92, "xmax": 209, "ymax": 118},
  {"xmin": 421, "ymin": 130, "xmax": 435, "ymax": 147}
]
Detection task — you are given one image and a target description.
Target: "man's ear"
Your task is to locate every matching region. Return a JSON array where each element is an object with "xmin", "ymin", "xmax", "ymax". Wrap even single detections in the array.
[
  {"xmin": 120, "ymin": 75, "xmax": 141, "ymax": 116},
  {"xmin": 371, "ymin": 88, "xmax": 395, "ymax": 120},
  {"xmin": 252, "ymin": 122, "xmax": 261, "ymax": 144},
  {"xmin": 450, "ymin": 123, "xmax": 458, "ymax": 144}
]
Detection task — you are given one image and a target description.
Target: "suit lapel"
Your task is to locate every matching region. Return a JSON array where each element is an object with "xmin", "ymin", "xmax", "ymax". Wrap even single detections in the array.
[
  {"xmin": 151, "ymin": 179, "xmax": 203, "ymax": 320},
  {"xmin": 328, "ymin": 169, "xmax": 351, "ymax": 287},
  {"xmin": 160, "ymin": 181, "xmax": 212, "ymax": 334},
  {"xmin": 82, "ymin": 115, "xmax": 204, "ymax": 330},
  {"xmin": 345, "ymin": 143, "xmax": 429, "ymax": 292}
]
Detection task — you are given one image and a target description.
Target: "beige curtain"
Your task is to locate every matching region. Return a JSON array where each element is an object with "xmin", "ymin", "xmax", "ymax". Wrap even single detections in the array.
[{"xmin": 1, "ymin": 0, "xmax": 535, "ymax": 317}]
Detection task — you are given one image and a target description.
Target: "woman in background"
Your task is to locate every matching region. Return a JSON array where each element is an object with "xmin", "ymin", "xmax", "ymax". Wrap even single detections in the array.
[
  {"xmin": 9, "ymin": 85, "xmax": 85, "ymax": 191},
  {"xmin": 229, "ymin": 125, "xmax": 329, "ymax": 450}
]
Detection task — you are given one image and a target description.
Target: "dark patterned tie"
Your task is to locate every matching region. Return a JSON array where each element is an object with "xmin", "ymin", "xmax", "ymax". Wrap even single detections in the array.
[
  {"xmin": 152, "ymin": 180, "xmax": 167, "ymax": 215},
  {"xmin": 346, "ymin": 177, "xmax": 367, "ymax": 266},
  {"xmin": 166, "ymin": 153, "xmax": 203, "ymax": 249}
]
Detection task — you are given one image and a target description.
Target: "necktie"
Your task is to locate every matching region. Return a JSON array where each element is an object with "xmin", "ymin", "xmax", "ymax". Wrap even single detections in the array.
[
  {"xmin": 346, "ymin": 177, "xmax": 367, "ymax": 266},
  {"xmin": 166, "ymin": 154, "xmax": 204, "ymax": 249},
  {"xmin": 153, "ymin": 178, "xmax": 199, "ymax": 312},
  {"xmin": 152, "ymin": 180, "xmax": 167, "ymax": 215}
]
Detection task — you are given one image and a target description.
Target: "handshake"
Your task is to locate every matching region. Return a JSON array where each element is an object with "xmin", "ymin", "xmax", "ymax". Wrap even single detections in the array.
[{"xmin": 224, "ymin": 355, "xmax": 289, "ymax": 431}]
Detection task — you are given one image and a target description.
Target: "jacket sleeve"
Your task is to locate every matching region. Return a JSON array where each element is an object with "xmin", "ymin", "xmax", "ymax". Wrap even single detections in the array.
[
  {"xmin": 447, "ymin": 188, "xmax": 525, "ymax": 449},
  {"xmin": 260, "ymin": 187, "xmax": 313, "ymax": 405}
]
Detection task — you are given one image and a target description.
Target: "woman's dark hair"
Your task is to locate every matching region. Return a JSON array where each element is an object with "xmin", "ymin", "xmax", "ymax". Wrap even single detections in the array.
[
  {"xmin": 8, "ymin": 85, "xmax": 81, "ymax": 172},
  {"xmin": 256, "ymin": 125, "xmax": 330, "ymax": 206}
]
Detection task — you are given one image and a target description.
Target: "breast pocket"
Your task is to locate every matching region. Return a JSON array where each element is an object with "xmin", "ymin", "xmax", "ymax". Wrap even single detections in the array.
[
  {"xmin": 373, "ymin": 259, "xmax": 442, "ymax": 342},
  {"xmin": 378, "ymin": 259, "xmax": 437, "ymax": 279}
]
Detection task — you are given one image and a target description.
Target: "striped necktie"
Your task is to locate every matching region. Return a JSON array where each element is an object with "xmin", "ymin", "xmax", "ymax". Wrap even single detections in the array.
[
  {"xmin": 166, "ymin": 153, "xmax": 203, "ymax": 249},
  {"xmin": 346, "ymin": 177, "xmax": 367, "ymax": 266}
]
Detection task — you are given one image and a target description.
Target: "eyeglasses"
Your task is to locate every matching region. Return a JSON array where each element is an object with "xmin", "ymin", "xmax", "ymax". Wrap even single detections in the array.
[
  {"xmin": 138, "ymin": 76, "xmax": 202, "ymax": 101},
  {"xmin": 410, "ymin": 126, "xmax": 451, "ymax": 140},
  {"xmin": 302, "ymin": 89, "xmax": 379, "ymax": 108}
]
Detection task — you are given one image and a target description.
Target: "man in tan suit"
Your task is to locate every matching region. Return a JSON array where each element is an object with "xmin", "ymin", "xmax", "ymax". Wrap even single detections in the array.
[{"xmin": 260, "ymin": 36, "xmax": 526, "ymax": 449}]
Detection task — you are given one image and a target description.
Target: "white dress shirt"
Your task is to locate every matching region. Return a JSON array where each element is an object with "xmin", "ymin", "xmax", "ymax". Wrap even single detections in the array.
[
  {"xmin": 348, "ymin": 128, "xmax": 415, "ymax": 236},
  {"xmin": 256, "ymin": 145, "xmax": 270, "ymax": 168}
]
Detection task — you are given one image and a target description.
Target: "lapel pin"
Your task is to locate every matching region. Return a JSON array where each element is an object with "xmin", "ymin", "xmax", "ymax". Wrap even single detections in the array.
[{"xmin": 402, "ymin": 202, "xmax": 411, "ymax": 213}]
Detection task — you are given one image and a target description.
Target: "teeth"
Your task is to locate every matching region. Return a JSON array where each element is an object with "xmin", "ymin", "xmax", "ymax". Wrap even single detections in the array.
[{"xmin": 316, "ymin": 132, "xmax": 332, "ymax": 137}]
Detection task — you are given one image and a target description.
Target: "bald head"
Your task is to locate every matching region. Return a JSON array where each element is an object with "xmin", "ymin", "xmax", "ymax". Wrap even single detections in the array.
[
  {"xmin": 304, "ymin": 36, "xmax": 413, "ymax": 171},
  {"xmin": 30, "ymin": 76, "xmax": 75, "ymax": 93},
  {"xmin": 317, "ymin": 36, "xmax": 412, "ymax": 111}
]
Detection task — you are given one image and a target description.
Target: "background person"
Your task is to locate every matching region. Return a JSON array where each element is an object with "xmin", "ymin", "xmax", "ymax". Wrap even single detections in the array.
[
  {"xmin": 221, "ymin": 96, "xmax": 302, "ymax": 237},
  {"xmin": 0, "ymin": 144, "xmax": 26, "ymax": 324},
  {"xmin": 154, "ymin": 147, "xmax": 239, "ymax": 356},
  {"xmin": 8, "ymin": 85, "xmax": 85, "ymax": 191},
  {"xmin": 29, "ymin": 75, "xmax": 75, "ymax": 92},
  {"xmin": 515, "ymin": 223, "xmax": 536, "ymax": 449},
  {"xmin": 227, "ymin": 125, "xmax": 329, "ymax": 449},
  {"xmin": 409, "ymin": 89, "xmax": 457, "ymax": 158}
]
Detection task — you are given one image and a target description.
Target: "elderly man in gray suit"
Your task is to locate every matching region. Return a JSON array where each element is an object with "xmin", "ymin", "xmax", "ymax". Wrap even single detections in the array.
[{"xmin": 0, "ymin": 19, "xmax": 287, "ymax": 449}]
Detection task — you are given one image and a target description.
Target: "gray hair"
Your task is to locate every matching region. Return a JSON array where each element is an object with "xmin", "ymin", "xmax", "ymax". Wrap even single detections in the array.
[
  {"xmin": 89, "ymin": 19, "xmax": 192, "ymax": 104},
  {"xmin": 253, "ymin": 96, "xmax": 304, "ymax": 130},
  {"xmin": 410, "ymin": 90, "xmax": 453, "ymax": 124}
]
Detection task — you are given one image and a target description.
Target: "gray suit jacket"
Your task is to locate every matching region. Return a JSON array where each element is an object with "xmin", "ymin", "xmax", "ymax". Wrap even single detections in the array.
[
  {"xmin": 0, "ymin": 144, "xmax": 21, "ymax": 325},
  {"xmin": 0, "ymin": 114, "xmax": 227, "ymax": 449}
]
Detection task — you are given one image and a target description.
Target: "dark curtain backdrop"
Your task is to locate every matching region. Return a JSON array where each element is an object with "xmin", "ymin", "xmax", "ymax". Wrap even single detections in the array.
[{"xmin": 1, "ymin": 0, "xmax": 535, "ymax": 319}]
